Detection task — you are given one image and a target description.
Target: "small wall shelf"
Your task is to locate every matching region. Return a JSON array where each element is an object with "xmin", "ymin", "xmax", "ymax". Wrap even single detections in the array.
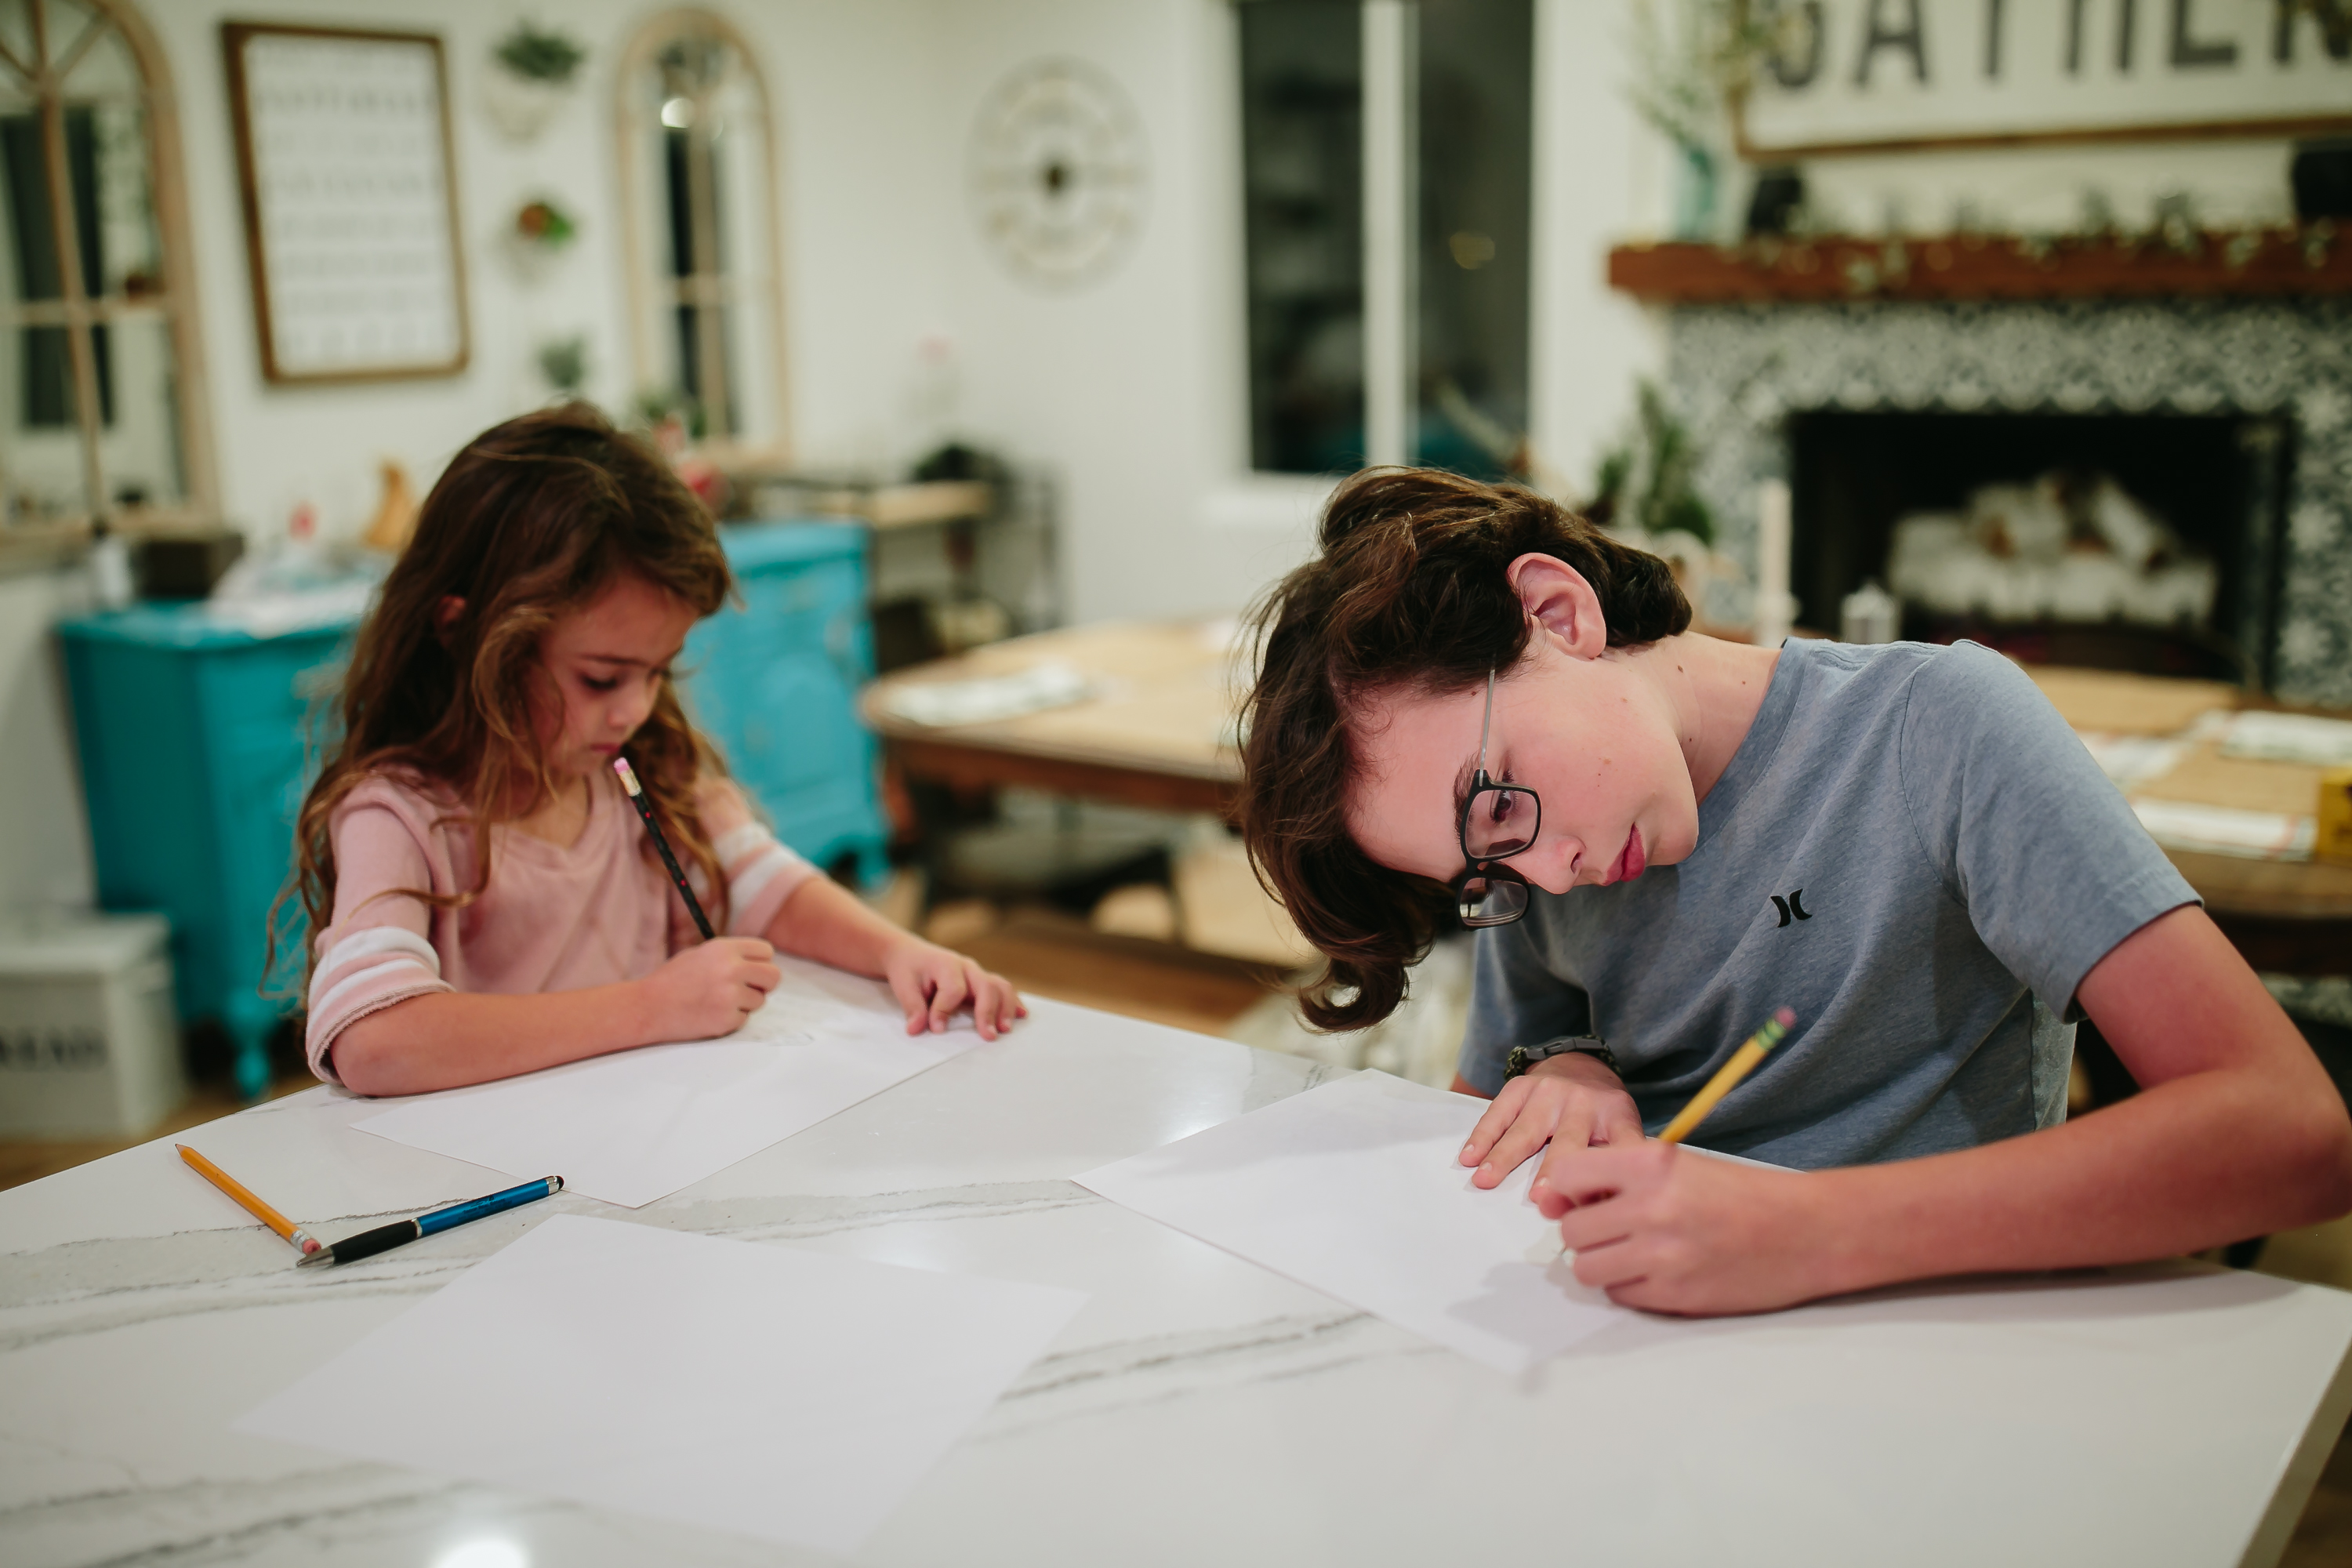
[{"xmin": 1608, "ymin": 227, "xmax": 2352, "ymax": 306}]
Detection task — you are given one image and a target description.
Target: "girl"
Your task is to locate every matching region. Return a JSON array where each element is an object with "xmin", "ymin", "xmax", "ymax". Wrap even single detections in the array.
[
  {"xmin": 1242, "ymin": 466, "xmax": 2352, "ymax": 1316},
  {"xmin": 293, "ymin": 404, "xmax": 1022, "ymax": 1098}
]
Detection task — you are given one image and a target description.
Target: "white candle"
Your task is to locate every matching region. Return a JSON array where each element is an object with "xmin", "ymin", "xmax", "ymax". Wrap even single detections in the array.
[{"xmin": 1756, "ymin": 479, "xmax": 1794, "ymax": 646}]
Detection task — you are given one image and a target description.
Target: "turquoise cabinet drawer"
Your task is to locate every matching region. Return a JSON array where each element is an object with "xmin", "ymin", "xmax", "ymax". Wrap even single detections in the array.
[
  {"xmin": 60, "ymin": 608, "xmax": 354, "ymax": 1098},
  {"xmin": 683, "ymin": 521, "xmax": 887, "ymax": 883}
]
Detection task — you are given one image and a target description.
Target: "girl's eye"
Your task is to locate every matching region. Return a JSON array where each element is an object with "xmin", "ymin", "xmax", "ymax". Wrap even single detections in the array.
[
  {"xmin": 1486, "ymin": 790, "xmax": 1515, "ymax": 824},
  {"xmin": 582, "ymin": 675, "xmax": 619, "ymax": 693}
]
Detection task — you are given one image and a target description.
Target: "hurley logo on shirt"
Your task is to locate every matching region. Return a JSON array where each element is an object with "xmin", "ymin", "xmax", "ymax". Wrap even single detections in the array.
[{"xmin": 1769, "ymin": 889, "xmax": 1812, "ymax": 927}]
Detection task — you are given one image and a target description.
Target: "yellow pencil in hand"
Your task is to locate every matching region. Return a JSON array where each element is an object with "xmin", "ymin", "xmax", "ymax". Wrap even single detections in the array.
[{"xmin": 1656, "ymin": 1007, "xmax": 1796, "ymax": 1146}]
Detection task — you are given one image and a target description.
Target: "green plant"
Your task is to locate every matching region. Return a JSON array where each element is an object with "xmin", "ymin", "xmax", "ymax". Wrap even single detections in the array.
[
  {"xmin": 514, "ymin": 198, "xmax": 577, "ymax": 249},
  {"xmin": 1626, "ymin": 0, "xmax": 1784, "ymax": 152},
  {"xmin": 537, "ymin": 336, "xmax": 587, "ymax": 394},
  {"xmin": 1591, "ymin": 382, "xmax": 1713, "ymax": 546},
  {"xmin": 495, "ymin": 22, "xmax": 586, "ymax": 85}
]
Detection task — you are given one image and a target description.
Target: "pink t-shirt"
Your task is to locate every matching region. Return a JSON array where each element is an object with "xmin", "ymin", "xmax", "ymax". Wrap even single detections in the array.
[{"xmin": 304, "ymin": 768, "xmax": 815, "ymax": 1083}]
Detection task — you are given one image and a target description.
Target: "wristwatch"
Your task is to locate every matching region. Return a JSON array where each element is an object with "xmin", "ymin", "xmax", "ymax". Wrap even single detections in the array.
[{"xmin": 1504, "ymin": 1035, "xmax": 1619, "ymax": 1082}]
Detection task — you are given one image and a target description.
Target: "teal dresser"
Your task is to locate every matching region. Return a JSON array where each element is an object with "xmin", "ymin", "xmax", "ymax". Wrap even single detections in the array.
[
  {"xmin": 685, "ymin": 520, "xmax": 889, "ymax": 885},
  {"xmin": 58, "ymin": 521, "xmax": 886, "ymax": 1100},
  {"xmin": 58, "ymin": 608, "xmax": 356, "ymax": 1100}
]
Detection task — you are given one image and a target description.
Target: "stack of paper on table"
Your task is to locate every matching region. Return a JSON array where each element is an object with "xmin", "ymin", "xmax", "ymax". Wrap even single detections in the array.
[
  {"xmin": 354, "ymin": 957, "xmax": 980, "ymax": 1207},
  {"xmin": 2130, "ymin": 797, "xmax": 2318, "ymax": 862},
  {"xmin": 238, "ymin": 1215, "xmax": 1087, "ymax": 1555},
  {"xmin": 1076, "ymin": 1070, "xmax": 1624, "ymax": 1374}
]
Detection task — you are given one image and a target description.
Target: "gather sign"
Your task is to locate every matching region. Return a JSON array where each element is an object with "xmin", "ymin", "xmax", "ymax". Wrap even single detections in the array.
[{"xmin": 1737, "ymin": 0, "xmax": 2352, "ymax": 156}]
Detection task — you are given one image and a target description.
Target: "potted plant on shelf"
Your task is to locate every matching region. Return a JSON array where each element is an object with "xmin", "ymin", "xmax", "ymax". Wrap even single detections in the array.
[{"xmin": 484, "ymin": 21, "xmax": 586, "ymax": 143}]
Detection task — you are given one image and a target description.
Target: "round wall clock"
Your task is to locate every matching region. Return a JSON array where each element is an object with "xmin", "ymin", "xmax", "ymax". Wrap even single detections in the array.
[{"xmin": 967, "ymin": 58, "xmax": 1149, "ymax": 291}]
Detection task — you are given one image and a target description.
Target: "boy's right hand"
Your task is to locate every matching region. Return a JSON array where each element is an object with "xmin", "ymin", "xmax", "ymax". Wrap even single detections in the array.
[
  {"xmin": 641, "ymin": 938, "xmax": 780, "ymax": 1040},
  {"xmin": 1459, "ymin": 1052, "xmax": 1642, "ymax": 1189}
]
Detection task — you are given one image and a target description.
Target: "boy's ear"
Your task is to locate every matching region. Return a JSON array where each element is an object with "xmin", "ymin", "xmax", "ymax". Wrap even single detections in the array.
[
  {"xmin": 1504, "ymin": 554, "xmax": 1608, "ymax": 658},
  {"xmin": 433, "ymin": 596, "xmax": 466, "ymax": 644}
]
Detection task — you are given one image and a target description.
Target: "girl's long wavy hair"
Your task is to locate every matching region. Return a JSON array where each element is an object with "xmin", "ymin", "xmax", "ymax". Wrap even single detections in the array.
[
  {"xmin": 282, "ymin": 403, "xmax": 735, "ymax": 993},
  {"xmin": 1240, "ymin": 466, "xmax": 1691, "ymax": 1033}
]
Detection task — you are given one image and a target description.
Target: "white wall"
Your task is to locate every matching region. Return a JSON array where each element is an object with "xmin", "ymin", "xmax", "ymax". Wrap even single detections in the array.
[
  {"xmin": 2, "ymin": 0, "xmax": 2312, "ymax": 914},
  {"xmin": 143, "ymin": 0, "xmax": 955, "ymax": 542}
]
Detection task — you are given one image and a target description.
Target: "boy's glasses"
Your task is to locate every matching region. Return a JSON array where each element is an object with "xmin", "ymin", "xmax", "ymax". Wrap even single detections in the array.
[{"xmin": 1454, "ymin": 669, "xmax": 1541, "ymax": 928}]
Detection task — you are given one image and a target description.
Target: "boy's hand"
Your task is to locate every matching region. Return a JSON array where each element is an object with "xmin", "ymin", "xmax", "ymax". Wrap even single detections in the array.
[
  {"xmin": 1534, "ymin": 1142, "xmax": 1838, "ymax": 1316},
  {"xmin": 1459, "ymin": 1052, "xmax": 1642, "ymax": 1187},
  {"xmin": 642, "ymin": 936, "xmax": 780, "ymax": 1040},
  {"xmin": 882, "ymin": 938, "xmax": 1027, "ymax": 1042}
]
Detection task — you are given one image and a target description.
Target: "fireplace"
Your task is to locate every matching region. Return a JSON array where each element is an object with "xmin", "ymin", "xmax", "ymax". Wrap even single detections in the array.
[
  {"xmin": 1787, "ymin": 408, "xmax": 2292, "ymax": 684},
  {"xmin": 1658, "ymin": 297, "xmax": 2352, "ymax": 707}
]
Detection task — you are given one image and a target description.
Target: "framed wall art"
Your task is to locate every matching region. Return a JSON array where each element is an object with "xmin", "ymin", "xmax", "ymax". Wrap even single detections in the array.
[{"xmin": 222, "ymin": 23, "xmax": 469, "ymax": 383}]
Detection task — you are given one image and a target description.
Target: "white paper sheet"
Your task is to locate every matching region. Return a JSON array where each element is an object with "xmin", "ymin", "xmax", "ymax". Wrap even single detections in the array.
[
  {"xmin": 236, "ymin": 1215, "xmax": 1087, "ymax": 1554},
  {"xmin": 352, "ymin": 958, "xmax": 980, "ymax": 1207},
  {"xmin": 1075, "ymin": 1070, "xmax": 1623, "ymax": 1374}
]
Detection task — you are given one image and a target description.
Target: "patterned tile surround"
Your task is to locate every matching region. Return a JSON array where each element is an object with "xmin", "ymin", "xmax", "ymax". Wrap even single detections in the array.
[{"xmin": 1661, "ymin": 299, "xmax": 2352, "ymax": 707}]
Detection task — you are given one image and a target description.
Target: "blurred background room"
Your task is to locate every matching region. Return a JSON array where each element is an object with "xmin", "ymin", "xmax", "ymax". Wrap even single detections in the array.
[{"xmin": 2, "ymin": 0, "xmax": 2350, "ymax": 1452}]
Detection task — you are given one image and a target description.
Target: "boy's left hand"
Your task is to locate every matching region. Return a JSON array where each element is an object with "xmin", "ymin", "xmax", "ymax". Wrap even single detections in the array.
[
  {"xmin": 883, "ymin": 939, "xmax": 1027, "ymax": 1042},
  {"xmin": 1532, "ymin": 1141, "xmax": 1842, "ymax": 1316}
]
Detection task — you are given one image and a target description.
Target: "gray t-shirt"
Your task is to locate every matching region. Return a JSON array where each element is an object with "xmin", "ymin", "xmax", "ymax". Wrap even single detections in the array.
[{"xmin": 1457, "ymin": 638, "xmax": 2197, "ymax": 1169}]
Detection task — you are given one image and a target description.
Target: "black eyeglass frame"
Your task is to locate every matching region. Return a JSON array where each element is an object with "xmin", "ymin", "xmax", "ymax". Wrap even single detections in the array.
[{"xmin": 1452, "ymin": 669, "xmax": 1541, "ymax": 928}]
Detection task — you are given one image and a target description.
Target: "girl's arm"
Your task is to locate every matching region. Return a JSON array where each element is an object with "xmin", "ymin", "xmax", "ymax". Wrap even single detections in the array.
[
  {"xmin": 1532, "ymin": 905, "xmax": 2352, "ymax": 1315},
  {"xmin": 331, "ymin": 936, "xmax": 783, "ymax": 1097}
]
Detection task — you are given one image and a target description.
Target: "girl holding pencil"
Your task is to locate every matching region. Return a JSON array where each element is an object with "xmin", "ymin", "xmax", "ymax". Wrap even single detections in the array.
[
  {"xmin": 289, "ymin": 404, "xmax": 1021, "ymax": 1098},
  {"xmin": 1240, "ymin": 467, "xmax": 2352, "ymax": 1316}
]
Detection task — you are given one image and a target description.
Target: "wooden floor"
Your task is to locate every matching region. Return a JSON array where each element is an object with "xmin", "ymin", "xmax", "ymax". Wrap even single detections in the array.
[{"xmin": 4, "ymin": 916, "xmax": 2348, "ymax": 1563}]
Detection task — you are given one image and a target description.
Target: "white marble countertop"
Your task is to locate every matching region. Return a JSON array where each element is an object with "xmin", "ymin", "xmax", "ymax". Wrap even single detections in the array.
[{"xmin": 5, "ymin": 994, "xmax": 2350, "ymax": 1567}]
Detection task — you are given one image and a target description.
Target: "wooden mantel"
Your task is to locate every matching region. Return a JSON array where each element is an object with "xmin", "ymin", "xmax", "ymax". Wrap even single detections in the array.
[{"xmin": 1608, "ymin": 227, "xmax": 2352, "ymax": 305}]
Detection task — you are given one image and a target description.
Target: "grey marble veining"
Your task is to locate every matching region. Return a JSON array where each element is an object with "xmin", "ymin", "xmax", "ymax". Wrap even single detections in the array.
[{"xmin": 4, "ymin": 993, "xmax": 2349, "ymax": 1568}]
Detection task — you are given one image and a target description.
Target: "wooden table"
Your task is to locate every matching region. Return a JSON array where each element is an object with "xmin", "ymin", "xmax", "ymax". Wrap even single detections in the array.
[
  {"xmin": 866, "ymin": 620, "xmax": 1244, "ymax": 818},
  {"xmin": 869, "ymin": 626, "xmax": 2351, "ymax": 971},
  {"xmin": 2028, "ymin": 666, "xmax": 2352, "ymax": 975}
]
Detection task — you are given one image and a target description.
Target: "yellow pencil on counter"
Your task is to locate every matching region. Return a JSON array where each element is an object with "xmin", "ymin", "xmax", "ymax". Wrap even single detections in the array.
[
  {"xmin": 176, "ymin": 1143, "xmax": 321, "ymax": 1255},
  {"xmin": 1656, "ymin": 1007, "xmax": 1796, "ymax": 1145}
]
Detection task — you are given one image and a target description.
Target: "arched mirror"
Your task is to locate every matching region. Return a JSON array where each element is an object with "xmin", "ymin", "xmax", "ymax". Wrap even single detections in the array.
[
  {"xmin": 615, "ymin": 9, "xmax": 788, "ymax": 458},
  {"xmin": 0, "ymin": 0, "xmax": 210, "ymax": 532}
]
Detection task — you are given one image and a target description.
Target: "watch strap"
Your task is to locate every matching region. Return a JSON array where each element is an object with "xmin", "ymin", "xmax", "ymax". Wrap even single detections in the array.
[{"xmin": 1504, "ymin": 1035, "xmax": 1618, "ymax": 1081}]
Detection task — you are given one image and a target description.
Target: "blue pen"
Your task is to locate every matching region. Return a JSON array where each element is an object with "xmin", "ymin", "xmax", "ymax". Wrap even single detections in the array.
[{"xmin": 297, "ymin": 1177, "xmax": 564, "ymax": 1269}]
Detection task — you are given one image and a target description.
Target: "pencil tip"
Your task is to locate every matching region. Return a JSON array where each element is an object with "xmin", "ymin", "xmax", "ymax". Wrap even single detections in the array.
[{"xmin": 297, "ymin": 1250, "xmax": 332, "ymax": 1269}]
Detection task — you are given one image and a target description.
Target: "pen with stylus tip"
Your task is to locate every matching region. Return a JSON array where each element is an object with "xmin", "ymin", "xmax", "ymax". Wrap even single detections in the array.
[
  {"xmin": 299, "ymin": 1177, "xmax": 564, "ymax": 1268},
  {"xmin": 614, "ymin": 755, "xmax": 716, "ymax": 939}
]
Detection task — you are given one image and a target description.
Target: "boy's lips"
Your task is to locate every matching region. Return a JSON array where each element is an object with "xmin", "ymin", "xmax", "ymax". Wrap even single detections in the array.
[{"xmin": 1610, "ymin": 825, "xmax": 1646, "ymax": 884}]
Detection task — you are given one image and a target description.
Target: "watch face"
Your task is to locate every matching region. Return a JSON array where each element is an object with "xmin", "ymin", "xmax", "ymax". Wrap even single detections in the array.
[{"xmin": 967, "ymin": 57, "xmax": 1149, "ymax": 290}]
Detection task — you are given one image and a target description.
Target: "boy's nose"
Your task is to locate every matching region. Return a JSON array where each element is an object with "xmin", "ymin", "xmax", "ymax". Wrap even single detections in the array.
[{"xmin": 1523, "ymin": 835, "xmax": 1584, "ymax": 894}]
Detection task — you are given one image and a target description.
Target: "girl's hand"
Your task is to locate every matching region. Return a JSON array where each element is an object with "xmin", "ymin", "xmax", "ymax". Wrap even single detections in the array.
[
  {"xmin": 1534, "ymin": 1142, "xmax": 1838, "ymax": 1316},
  {"xmin": 1459, "ymin": 1052, "xmax": 1643, "ymax": 1188},
  {"xmin": 641, "ymin": 937, "xmax": 781, "ymax": 1040},
  {"xmin": 882, "ymin": 937, "xmax": 1026, "ymax": 1041}
]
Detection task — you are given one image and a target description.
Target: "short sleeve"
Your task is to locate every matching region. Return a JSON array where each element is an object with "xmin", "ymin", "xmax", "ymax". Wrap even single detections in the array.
[
  {"xmin": 1897, "ymin": 643, "xmax": 2198, "ymax": 1022},
  {"xmin": 1456, "ymin": 916, "xmax": 1595, "ymax": 1095},
  {"xmin": 306, "ymin": 798, "xmax": 454, "ymax": 1081}
]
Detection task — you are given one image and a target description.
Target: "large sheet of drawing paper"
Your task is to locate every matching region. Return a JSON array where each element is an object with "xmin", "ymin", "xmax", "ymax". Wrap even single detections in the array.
[
  {"xmin": 352, "ymin": 959, "xmax": 979, "ymax": 1207},
  {"xmin": 1075, "ymin": 1070, "xmax": 1622, "ymax": 1374},
  {"xmin": 236, "ymin": 1216, "xmax": 1087, "ymax": 1554}
]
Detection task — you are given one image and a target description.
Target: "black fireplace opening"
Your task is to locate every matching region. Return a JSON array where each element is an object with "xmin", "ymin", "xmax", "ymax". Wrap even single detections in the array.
[{"xmin": 1787, "ymin": 410, "xmax": 2293, "ymax": 685}]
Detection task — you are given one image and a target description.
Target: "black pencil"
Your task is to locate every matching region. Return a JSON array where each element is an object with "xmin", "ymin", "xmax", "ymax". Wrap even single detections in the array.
[{"xmin": 613, "ymin": 756, "xmax": 716, "ymax": 939}]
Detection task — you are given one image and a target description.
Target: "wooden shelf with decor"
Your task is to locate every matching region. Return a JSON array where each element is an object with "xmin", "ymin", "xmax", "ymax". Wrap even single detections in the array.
[{"xmin": 1607, "ymin": 226, "xmax": 2352, "ymax": 305}]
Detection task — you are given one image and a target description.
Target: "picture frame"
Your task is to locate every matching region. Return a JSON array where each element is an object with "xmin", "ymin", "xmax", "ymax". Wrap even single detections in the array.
[{"xmin": 222, "ymin": 22, "xmax": 470, "ymax": 383}]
